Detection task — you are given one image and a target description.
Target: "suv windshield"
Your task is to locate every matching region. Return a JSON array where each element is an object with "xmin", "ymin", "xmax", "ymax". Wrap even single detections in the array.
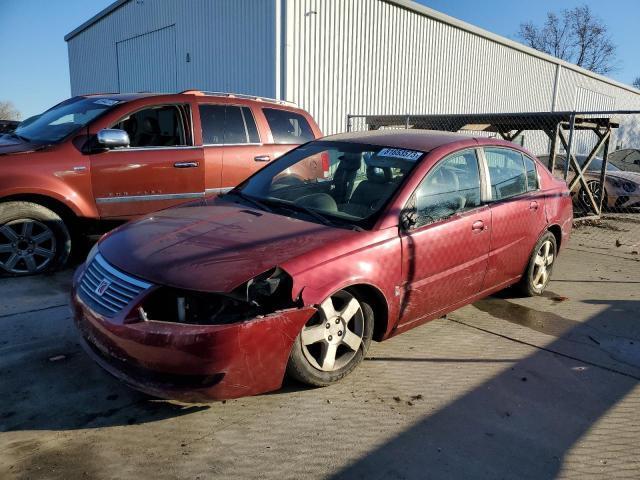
[
  {"xmin": 13, "ymin": 97, "xmax": 120, "ymax": 144},
  {"xmin": 236, "ymin": 141, "xmax": 424, "ymax": 229}
]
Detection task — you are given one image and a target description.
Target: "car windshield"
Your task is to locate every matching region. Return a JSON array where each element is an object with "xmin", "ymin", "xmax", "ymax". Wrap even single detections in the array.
[
  {"xmin": 547, "ymin": 156, "xmax": 621, "ymax": 173},
  {"xmin": 236, "ymin": 141, "xmax": 424, "ymax": 229},
  {"xmin": 13, "ymin": 97, "xmax": 120, "ymax": 144}
]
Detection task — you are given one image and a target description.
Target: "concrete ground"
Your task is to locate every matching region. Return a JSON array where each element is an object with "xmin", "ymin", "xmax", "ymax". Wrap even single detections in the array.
[{"xmin": 0, "ymin": 219, "xmax": 639, "ymax": 480}]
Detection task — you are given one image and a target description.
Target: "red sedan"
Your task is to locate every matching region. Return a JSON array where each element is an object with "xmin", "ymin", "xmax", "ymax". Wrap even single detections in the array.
[{"xmin": 71, "ymin": 130, "xmax": 572, "ymax": 401}]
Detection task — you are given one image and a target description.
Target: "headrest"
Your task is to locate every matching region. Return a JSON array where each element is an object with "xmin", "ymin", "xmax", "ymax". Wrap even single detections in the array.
[
  {"xmin": 338, "ymin": 153, "xmax": 362, "ymax": 171},
  {"xmin": 367, "ymin": 166, "xmax": 392, "ymax": 184},
  {"xmin": 142, "ymin": 117, "xmax": 160, "ymax": 133}
]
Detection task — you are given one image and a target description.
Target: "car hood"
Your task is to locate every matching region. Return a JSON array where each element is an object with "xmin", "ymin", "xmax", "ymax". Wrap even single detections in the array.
[
  {"xmin": 608, "ymin": 170, "xmax": 640, "ymax": 184},
  {"xmin": 98, "ymin": 199, "xmax": 355, "ymax": 293},
  {"xmin": 0, "ymin": 134, "xmax": 38, "ymax": 155}
]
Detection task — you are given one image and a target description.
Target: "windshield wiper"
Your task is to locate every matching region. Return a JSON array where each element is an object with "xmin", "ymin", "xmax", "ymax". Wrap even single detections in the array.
[{"xmin": 225, "ymin": 190, "xmax": 273, "ymax": 213}]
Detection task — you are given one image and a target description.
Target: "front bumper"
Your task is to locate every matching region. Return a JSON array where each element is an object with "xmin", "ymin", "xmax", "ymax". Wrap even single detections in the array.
[{"xmin": 71, "ymin": 268, "xmax": 316, "ymax": 402}]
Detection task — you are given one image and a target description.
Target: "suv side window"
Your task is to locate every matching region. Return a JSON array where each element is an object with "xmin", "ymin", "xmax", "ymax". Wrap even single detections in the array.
[
  {"xmin": 484, "ymin": 147, "xmax": 527, "ymax": 200},
  {"xmin": 263, "ymin": 108, "xmax": 314, "ymax": 144},
  {"xmin": 113, "ymin": 104, "xmax": 188, "ymax": 148},
  {"xmin": 523, "ymin": 155, "xmax": 539, "ymax": 191},
  {"xmin": 413, "ymin": 149, "xmax": 482, "ymax": 227},
  {"xmin": 199, "ymin": 105, "xmax": 259, "ymax": 145}
]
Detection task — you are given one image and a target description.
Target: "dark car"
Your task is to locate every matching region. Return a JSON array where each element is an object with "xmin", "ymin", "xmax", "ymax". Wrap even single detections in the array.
[
  {"xmin": 610, "ymin": 148, "xmax": 640, "ymax": 173},
  {"xmin": 0, "ymin": 120, "xmax": 19, "ymax": 134},
  {"xmin": 71, "ymin": 130, "xmax": 572, "ymax": 401}
]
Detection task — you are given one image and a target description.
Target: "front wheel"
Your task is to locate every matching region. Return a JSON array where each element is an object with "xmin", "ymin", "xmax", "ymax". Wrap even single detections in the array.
[
  {"xmin": 287, "ymin": 289, "xmax": 373, "ymax": 387},
  {"xmin": 0, "ymin": 201, "xmax": 71, "ymax": 276},
  {"xmin": 517, "ymin": 232, "xmax": 557, "ymax": 297}
]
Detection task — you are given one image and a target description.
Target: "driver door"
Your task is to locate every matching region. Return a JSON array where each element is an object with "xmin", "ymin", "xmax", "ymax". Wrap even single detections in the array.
[
  {"xmin": 399, "ymin": 149, "xmax": 491, "ymax": 325},
  {"xmin": 91, "ymin": 103, "xmax": 204, "ymax": 218}
]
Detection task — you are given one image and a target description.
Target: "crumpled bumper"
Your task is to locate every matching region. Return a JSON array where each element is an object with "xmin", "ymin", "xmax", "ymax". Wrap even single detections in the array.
[{"xmin": 71, "ymin": 270, "xmax": 316, "ymax": 402}]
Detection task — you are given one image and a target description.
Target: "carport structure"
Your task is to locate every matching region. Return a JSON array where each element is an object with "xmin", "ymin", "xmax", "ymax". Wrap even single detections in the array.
[{"xmin": 347, "ymin": 111, "xmax": 640, "ymax": 217}]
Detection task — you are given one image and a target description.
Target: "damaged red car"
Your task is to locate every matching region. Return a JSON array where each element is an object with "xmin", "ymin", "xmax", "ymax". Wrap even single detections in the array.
[{"xmin": 71, "ymin": 130, "xmax": 573, "ymax": 401}]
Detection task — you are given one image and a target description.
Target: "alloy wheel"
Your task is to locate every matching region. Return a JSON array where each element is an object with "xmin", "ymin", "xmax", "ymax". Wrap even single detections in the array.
[
  {"xmin": 580, "ymin": 180, "xmax": 602, "ymax": 208},
  {"xmin": 532, "ymin": 239, "xmax": 555, "ymax": 290},
  {"xmin": 300, "ymin": 291, "xmax": 365, "ymax": 372},
  {"xmin": 0, "ymin": 219, "xmax": 57, "ymax": 274}
]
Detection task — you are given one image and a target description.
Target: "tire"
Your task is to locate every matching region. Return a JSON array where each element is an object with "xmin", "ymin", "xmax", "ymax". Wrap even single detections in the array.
[
  {"xmin": 287, "ymin": 289, "xmax": 374, "ymax": 387},
  {"xmin": 578, "ymin": 180, "xmax": 608, "ymax": 213},
  {"xmin": 517, "ymin": 231, "xmax": 557, "ymax": 297},
  {"xmin": 0, "ymin": 201, "xmax": 71, "ymax": 276}
]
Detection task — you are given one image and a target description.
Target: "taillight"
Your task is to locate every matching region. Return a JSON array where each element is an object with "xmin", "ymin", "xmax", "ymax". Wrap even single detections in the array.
[{"xmin": 321, "ymin": 152, "xmax": 330, "ymax": 178}]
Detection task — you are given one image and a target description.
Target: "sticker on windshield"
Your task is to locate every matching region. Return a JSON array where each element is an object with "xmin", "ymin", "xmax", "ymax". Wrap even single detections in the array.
[
  {"xmin": 377, "ymin": 148, "xmax": 423, "ymax": 161},
  {"xmin": 93, "ymin": 99, "xmax": 119, "ymax": 106}
]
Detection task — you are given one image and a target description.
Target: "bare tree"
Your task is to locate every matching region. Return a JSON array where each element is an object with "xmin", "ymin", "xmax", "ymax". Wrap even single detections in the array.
[
  {"xmin": 0, "ymin": 101, "xmax": 21, "ymax": 121},
  {"xmin": 633, "ymin": 77, "xmax": 640, "ymax": 89},
  {"xmin": 518, "ymin": 5, "xmax": 617, "ymax": 75}
]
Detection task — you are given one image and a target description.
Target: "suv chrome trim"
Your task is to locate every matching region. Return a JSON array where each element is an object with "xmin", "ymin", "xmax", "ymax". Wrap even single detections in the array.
[
  {"xmin": 96, "ymin": 192, "xmax": 204, "ymax": 203},
  {"xmin": 78, "ymin": 253, "xmax": 152, "ymax": 317}
]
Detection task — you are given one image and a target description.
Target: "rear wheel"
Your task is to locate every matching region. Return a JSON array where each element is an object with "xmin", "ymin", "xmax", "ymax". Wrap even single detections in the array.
[
  {"xmin": 517, "ymin": 232, "xmax": 557, "ymax": 297},
  {"xmin": 0, "ymin": 202, "xmax": 71, "ymax": 276},
  {"xmin": 287, "ymin": 289, "xmax": 373, "ymax": 386}
]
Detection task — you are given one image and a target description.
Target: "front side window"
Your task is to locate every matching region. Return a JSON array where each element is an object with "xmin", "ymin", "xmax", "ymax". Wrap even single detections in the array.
[
  {"xmin": 485, "ymin": 147, "xmax": 527, "ymax": 200},
  {"xmin": 413, "ymin": 149, "xmax": 482, "ymax": 226},
  {"xmin": 13, "ymin": 97, "xmax": 119, "ymax": 144},
  {"xmin": 113, "ymin": 104, "xmax": 189, "ymax": 148},
  {"xmin": 263, "ymin": 108, "xmax": 314, "ymax": 144},
  {"xmin": 236, "ymin": 141, "xmax": 423, "ymax": 229},
  {"xmin": 199, "ymin": 105, "xmax": 259, "ymax": 145}
]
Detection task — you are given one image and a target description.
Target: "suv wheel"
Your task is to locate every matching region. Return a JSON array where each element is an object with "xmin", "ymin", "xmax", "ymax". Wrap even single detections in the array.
[
  {"xmin": 287, "ymin": 289, "xmax": 373, "ymax": 386},
  {"xmin": 0, "ymin": 202, "xmax": 71, "ymax": 276}
]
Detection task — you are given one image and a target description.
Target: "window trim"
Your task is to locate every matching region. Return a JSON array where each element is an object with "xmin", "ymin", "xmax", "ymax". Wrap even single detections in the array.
[
  {"xmin": 482, "ymin": 146, "xmax": 532, "ymax": 202},
  {"xmin": 108, "ymin": 103, "xmax": 193, "ymax": 150},
  {"xmin": 403, "ymin": 147, "xmax": 487, "ymax": 231},
  {"xmin": 523, "ymin": 153, "xmax": 541, "ymax": 192},
  {"xmin": 199, "ymin": 103, "xmax": 263, "ymax": 147}
]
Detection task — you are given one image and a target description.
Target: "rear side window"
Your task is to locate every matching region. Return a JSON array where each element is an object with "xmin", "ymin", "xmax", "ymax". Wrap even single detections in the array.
[
  {"xmin": 484, "ymin": 148, "xmax": 527, "ymax": 200},
  {"xmin": 524, "ymin": 155, "xmax": 539, "ymax": 191},
  {"xmin": 263, "ymin": 108, "xmax": 314, "ymax": 144},
  {"xmin": 199, "ymin": 105, "xmax": 259, "ymax": 145}
]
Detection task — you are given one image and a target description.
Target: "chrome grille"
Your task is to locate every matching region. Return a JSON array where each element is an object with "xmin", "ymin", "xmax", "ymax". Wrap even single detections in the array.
[{"xmin": 78, "ymin": 253, "xmax": 152, "ymax": 317}]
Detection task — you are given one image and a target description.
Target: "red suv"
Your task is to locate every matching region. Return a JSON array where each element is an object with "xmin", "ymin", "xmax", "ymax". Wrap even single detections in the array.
[{"xmin": 0, "ymin": 91, "xmax": 322, "ymax": 275}]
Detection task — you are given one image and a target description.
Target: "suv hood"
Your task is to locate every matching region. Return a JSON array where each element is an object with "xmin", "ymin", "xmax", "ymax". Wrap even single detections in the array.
[
  {"xmin": 98, "ymin": 199, "xmax": 355, "ymax": 293},
  {"xmin": 0, "ymin": 134, "xmax": 38, "ymax": 155}
]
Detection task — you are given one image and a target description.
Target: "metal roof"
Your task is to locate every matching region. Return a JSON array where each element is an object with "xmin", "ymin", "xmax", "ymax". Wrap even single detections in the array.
[{"xmin": 64, "ymin": 0, "xmax": 640, "ymax": 96}]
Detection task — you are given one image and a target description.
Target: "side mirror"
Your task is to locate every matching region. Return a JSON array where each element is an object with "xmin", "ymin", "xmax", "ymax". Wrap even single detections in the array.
[
  {"xmin": 97, "ymin": 128, "xmax": 130, "ymax": 148},
  {"xmin": 400, "ymin": 208, "xmax": 417, "ymax": 231}
]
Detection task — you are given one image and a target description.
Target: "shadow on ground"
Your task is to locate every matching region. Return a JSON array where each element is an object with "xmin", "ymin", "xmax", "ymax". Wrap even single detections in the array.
[{"xmin": 334, "ymin": 298, "xmax": 640, "ymax": 479}]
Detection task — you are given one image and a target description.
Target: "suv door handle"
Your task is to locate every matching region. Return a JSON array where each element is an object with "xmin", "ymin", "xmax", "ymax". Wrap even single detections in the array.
[
  {"xmin": 529, "ymin": 200, "xmax": 539, "ymax": 210},
  {"xmin": 472, "ymin": 220, "xmax": 486, "ymax": 232},
  {"xmin": 174, "ymin": 161, "xmax": 199, "ymax": 168},
  {"xmin": 254, "ymin": 155, "xmax": 271, "ymax": 162}
]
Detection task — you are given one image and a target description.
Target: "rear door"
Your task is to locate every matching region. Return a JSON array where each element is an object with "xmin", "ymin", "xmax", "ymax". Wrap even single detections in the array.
[
  {"xmin": 91, "ymin": 103, "xmax": 204, "ymax": 218},
  {"xmin": 481, "ymin": 147, "xmax": 547, "ymax": 289},
  {"xmin": 399, "ymin": 149, "xmax": 491, "ymax": 324}
]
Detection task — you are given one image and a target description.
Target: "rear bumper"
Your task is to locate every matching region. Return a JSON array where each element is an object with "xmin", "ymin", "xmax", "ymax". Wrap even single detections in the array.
[{"xmin": 71, "ymin": 269, "xmax": 316, "ymax": 402}]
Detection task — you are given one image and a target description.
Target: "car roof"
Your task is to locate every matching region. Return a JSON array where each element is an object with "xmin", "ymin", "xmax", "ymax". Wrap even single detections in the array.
[{"xmin": 322, "ymin": 129, "xmax": 480, "ymax": 153}]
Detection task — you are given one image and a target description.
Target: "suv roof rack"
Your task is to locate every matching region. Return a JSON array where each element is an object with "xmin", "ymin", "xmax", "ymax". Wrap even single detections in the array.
[{"xmin": 180, "ymin": 90, "xmax": 297, "ymax": 107}]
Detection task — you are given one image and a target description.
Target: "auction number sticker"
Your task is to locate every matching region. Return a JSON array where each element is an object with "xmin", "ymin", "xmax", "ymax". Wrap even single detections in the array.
[{"xmin": 378, "ymin": 148, "xmax": 423, "ymax": 161}]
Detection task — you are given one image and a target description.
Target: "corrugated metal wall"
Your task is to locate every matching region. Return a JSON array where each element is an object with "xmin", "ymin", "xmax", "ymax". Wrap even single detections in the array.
[
  {"xmin": 284, "ymin": 0, "xmax": 640, "ymax": 135},
  {"xmin": 67, "ymin": 0, "xmax": 278, "ymax": 97}
]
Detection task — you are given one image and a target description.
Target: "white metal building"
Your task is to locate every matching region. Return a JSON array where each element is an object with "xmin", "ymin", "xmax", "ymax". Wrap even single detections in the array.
[{"xmin": 65, "ymin": 0, "xmax": 640, "ymax": 137}]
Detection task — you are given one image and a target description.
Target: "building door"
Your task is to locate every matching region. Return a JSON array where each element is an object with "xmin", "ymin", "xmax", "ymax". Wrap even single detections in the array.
[{"xmin": 116, "ymin": 25, "xmax": 177, "ymax": 93}]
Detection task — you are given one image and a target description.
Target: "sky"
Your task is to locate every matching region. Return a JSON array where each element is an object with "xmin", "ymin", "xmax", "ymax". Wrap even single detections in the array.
[{"xmin": 0, "ymin": 0, "xmax": 638, "ymax": 119}]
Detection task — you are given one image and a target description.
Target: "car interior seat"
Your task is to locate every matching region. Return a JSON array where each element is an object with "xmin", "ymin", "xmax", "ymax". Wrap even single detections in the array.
[
  {"xmin": 332, "ymin": 153, "xmax": 362, "ymax": 204},
  {"xmin": 418, "ymin": 167, "xmax": 466, "ymax": 222},
  {"xmin": 136, "ymin": 117, "xmax": 162, "ymax": 147},
  {"xmin": 341, "ymin": 166, "xmax": 395, "ymax": 217}
]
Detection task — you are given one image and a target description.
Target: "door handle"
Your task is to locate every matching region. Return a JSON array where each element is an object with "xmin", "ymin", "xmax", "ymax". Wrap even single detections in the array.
[
  {"xmin": 529, "ymin": 200, "xmax": 539, "ymax": 211},
  {"xmin": 174, "ymin": 161, "xmax": 199, "ymax": 168},
  {"xmin": 254, "ymin": 155, "xmax": 271, "ymax": 162},
  {"xmin": 472, "ymin": 220, "xmax": 485, "ymax": 232}
]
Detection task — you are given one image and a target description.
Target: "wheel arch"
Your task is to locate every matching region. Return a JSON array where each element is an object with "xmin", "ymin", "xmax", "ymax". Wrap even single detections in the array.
[
  {"xmin": 0, "ymin": 193, "xmax": 79, "ymax": 229},
  {"xmin": 343, "ymin": 283, "xmax": 389, "ymax": 342},
  {"xmin": 547, "ymin": 224, "xmax": 562, "ymax": 250}
]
